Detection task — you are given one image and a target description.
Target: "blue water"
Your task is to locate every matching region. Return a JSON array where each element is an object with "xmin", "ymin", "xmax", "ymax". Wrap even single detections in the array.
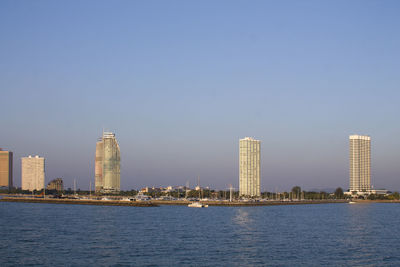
[{"xmin": 1, "ymin": 202, "xmax": 400, "ymax": 266}]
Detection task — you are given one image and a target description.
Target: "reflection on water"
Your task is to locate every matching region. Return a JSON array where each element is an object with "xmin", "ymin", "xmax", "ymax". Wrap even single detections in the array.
[
  {"xmin": 1, "ymin": 203, "xmax": 400, "ymax": 266},
  {"xmin": 344, "ymin": 204, "xmax": 377, "ymax": 263},
  {"xmin": 233, "ymin": 208, "xmax": 254, "ymax": 228},
  {"xmin": 231, "ymin": 208, "xmax": 262, "ymax": 266},
  {"xmin": 340, "ymin": 203, "xmax": 400, "ymax": 265}
]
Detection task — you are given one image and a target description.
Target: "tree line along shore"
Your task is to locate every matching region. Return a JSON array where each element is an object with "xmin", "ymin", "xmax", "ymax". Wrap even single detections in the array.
[
  {"xmin": 1, "ymin": 186, "xmax": 399, "ymax": 201},
  {"xmin": 2, "ymin": 196, "xmax": 400, "ymax": 208}
]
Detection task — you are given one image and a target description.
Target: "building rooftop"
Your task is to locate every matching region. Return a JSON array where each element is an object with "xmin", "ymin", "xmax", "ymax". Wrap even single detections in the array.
[
  {"xmin": 24, "ymin": 155, "xmax": 43, "ymax": 159},
  {"xmin": 349, "ymin": 135, "xmax": 371, "ymax": 140},
  {"xmin": 102, "ymin": 132, "xmax": 116, "ymax": 138},
  {"xmin": 240, "ymin": 137, "xmax": 260, "ymax": 141}
]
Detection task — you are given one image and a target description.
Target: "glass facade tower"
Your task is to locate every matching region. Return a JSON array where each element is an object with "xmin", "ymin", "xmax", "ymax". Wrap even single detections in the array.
[{"xmin": 95, "ymin": 132, "xmax": 120, "ymax": 193}]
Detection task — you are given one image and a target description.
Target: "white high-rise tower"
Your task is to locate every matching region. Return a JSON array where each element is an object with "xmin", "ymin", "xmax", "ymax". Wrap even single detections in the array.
[
  {"xmin": 21, "ymin": 155, "xmax": 45, "ymax": 191},
  {"xmin": 239, "ymin": 137, "xmax": 261, "ymax": 197},
  {"xmin": 349, "ymin": 135, "xmax": 371, "ymax": 193}
]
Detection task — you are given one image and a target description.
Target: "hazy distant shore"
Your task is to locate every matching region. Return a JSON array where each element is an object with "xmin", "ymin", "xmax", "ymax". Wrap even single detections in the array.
[
  {"xmin": 2, "ymin": 197, "xmax": 400, "ymax": 207},
  {"xmin": 0, "ymin": 197, "xmax": 346, "ymax": 207}
]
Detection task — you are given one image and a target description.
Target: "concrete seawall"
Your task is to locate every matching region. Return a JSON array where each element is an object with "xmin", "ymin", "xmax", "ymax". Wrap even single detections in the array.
[{"xmin": 0, "ymin": 197, "xmax": 158, "ymax": 207}]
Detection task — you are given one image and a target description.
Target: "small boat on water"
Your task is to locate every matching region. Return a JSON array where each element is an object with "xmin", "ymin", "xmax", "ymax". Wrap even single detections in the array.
[
  {"xmin": 348, "ymin": 201, "xmax": 356, "ymax": 204},
  {"xmin": 188, "ymin": 202, "xmax": 208, "ymax": 208},
  {"xmin": 188, "ymin": 176, "xmax": 209, "ymax": 208}
]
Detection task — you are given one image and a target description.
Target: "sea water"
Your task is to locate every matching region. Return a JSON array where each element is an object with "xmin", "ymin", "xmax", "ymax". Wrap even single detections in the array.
[{"xmin": 1, "ymin": 202, "xmax": 399, "ymax": 266}]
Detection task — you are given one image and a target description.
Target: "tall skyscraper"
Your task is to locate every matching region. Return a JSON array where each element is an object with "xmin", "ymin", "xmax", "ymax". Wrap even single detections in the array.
[
  {"xmin": 21, "ymin": 155, "xmax": 45, "ymax": 191},
  {"xmin": 95, "ymin": 139, "xmax": 103, "ymax": 192},
  {"xmin": 239, "ymin": 137, "xmax": 261, "ymax": 197},
  {"xmin": 349, "ymin": 135, "xmax": 371, "ymax": 193},
  {"xmin": 95, "ymin": 132, "xmax": 120, "ymax": 193},
  {"xmin": 0, "ymin": 149, "xmax": 13, "ymax": 189}
]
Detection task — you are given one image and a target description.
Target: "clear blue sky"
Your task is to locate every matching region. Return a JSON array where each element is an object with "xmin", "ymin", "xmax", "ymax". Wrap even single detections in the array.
[{"xmin": 1, "ymin": 0, "xmax": 399, "ymax": 191}]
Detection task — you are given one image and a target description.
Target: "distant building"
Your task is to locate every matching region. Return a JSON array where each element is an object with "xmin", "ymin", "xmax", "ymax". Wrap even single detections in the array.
[
  {"xmin": 349, "ymin": 135, "xmax": 371, "ymax": 193},
  {"xmin": 141, "ymin": 187, "xmax": 162, "ymax": 193},
  {"xmin": 194, "ymin": 186, "xmax": 209, "ymax": 191},
  {"xmin": 239, "ymin": 137, "xmax": 261, "ymax": 197},
  {"xmin": 141, "ymin": 187, "xmax": 154, "ymax": 193},
  {"xmin": 47, "ymin": 178, "xmax": 63, "ymax": 191},
  {"xmin": 21, "ymin": 155, "xmax": 45, "ymax": 191},
  {"xmin": 165, "ymin": 186, "xmax": 173, "ymax": 192},
  {"xmin": 95, "ymin": 132, "xmax": 120, "ymax": 193},
  {"xmin": 0, "ymin": 149, "xmax": 13, "ymax": 189},
  {"xmin": 369, "ymin": 189, "xmax": 389, "ymax": 195}
]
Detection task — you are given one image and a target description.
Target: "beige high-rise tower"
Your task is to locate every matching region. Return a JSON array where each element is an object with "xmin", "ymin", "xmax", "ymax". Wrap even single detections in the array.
[
  {"xmin": 349, "ymin": 135, "xmax": 371, "ymax": 193},
  {"xmin": 95, "ymin": 132, "xmax": 120, "ymax": 193},
  {"xmin": 239, "ymin": 137, "xmax": 261, "ymax": 197},
  {"xmin": 0, "ymin": 149, "xmax": 13, "ymax": 189},
  {"xmin": 21, "ymin": 155, "xmax": 45, "ymax": 191}
]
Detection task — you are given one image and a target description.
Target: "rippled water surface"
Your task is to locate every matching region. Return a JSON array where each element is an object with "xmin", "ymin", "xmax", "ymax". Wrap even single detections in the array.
[{"xmin": 1, "ymin": 202, "xmax": 400, "ymax": 266}]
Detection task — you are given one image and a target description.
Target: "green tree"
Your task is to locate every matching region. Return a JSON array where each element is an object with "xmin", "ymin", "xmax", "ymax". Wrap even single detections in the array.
[
  {"xmin": 334, "ymin": 187, "xmax": 344, "ymax": 199},
  {"xmin": 291, "ymin": 186, "xmax": 301, "ymax": 200}
]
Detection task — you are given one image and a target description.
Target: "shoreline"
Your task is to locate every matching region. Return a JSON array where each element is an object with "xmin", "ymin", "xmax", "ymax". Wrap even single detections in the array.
[
  {"xmin": 153, "ymin": 200, "xmax": 349, "ymax": 206},
  {"xmin": 1, "ymin": 197, "xmax": 399, "ymax": 207},
  {"xmin": 0, "ymin": 197, "xmax": 346, "ymax": 207},
  {"xmin": 0, "ymin": 197, "xmax": 158, "ymax": 207}
]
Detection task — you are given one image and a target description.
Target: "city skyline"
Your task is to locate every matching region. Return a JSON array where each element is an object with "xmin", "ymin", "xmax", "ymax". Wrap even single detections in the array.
[
  {"xmin": 1, "ymin": 1, "xmax": 400, "ymax": 191},
  {"xmin": 0, "ymin": 132, "xmax": 395, "ymax": 193}
]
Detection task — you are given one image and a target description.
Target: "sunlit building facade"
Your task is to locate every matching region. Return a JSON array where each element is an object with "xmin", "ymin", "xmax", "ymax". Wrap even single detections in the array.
[
  {"xmin": 95, "ymin": 132, "xmax": 120, "ymax": 193},
  {"xmin": 349, "ymin": 135, "xmax": 371, "ymax": 193},
  {"xmin": 239, "ymin": 137, "xmax": 261, "ymax": 197},
  {"xmin": 21, "ymin": 155, "xmax": 45, "ymax": 191},
  {"xmin": 0, "ymin": 149, "xmax": 13, "ymax": 189},
  {"xmin": 47, "ymin": 178, "xmax": 64, "ymax": 191}
]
